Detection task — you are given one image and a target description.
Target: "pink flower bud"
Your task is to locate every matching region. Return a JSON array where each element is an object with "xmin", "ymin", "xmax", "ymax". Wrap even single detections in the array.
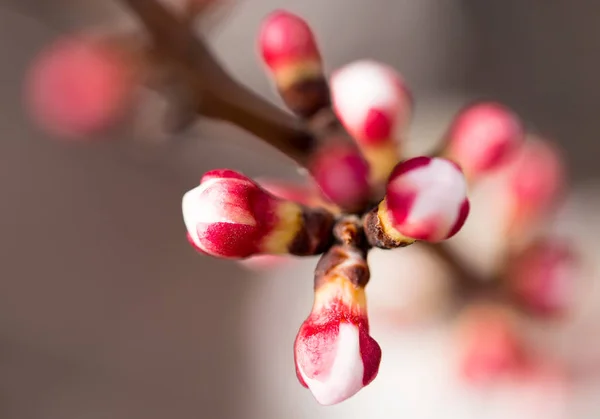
[
  {"xmin": 182, "ymin": 169, "xmax": 305, "ymax": 258},
  {"xmin": 24, "ymin": 35, "xmax": 135, "ymax": 139},
  {"xmin": 444, "ymin": 102, "xmax": 524, "ymax": 180},
  {"xmin": 505, "ymin": 138, "xmax": 565, "ymax": 237},
  {"xmin": 331, "ymin": 60, "xmax": 412, "ymax": 146},
  {"xmin": 456, "ymin": 304, "xmax": 527, "ymax": 384},
  {"xmin": 382, "ymin": 156, "xmax": 470, "ymax": 242},
  {"xmin": 507, "ymin": 240, "xmax": 578, "ymax": 318},
  {"xmin": 294, "ymin": 273, "xmax": 381, "ymax": 405},
  {"xmin": 258, "ymin": 10, "xmax": 322, "ymax": 89},
  {"xmin": 330, "ymin": 60, "xmax": 411, "ymax": 183},
  {"xmin": 309, "ymin": 142, "xmax": 371, "ymax": 212}
]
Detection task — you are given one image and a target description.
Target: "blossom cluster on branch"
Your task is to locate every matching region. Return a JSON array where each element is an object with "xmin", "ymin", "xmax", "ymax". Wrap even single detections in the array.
[{"xmin": 23, "ymin": 0, "xmax": 579, "ymax": 406}]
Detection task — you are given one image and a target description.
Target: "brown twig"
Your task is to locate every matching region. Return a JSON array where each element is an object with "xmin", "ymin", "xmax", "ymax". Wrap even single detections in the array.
[{"xmin": 121, "ymin": 0, "xmax": 317, "ymax": 165}]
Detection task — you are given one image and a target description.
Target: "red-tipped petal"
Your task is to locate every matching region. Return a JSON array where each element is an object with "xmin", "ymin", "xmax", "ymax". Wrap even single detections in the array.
[
  {"xmin": 294, "ymin": 281, "xmax": 381, "ymax": 405},
  {"xmin": 258, "ymin": 10, "xmax": 320, "ymax": 72},
  {"xmin": 385, "ymin": 157, "xmax": 470, "ymax": 242},
  {"xmin": 331, "ymin": 60, "xmax": 412, "ymax": 146},
  {"xmin": 182, "ymin": 169, "xmax": 302, "ymax": 258}
]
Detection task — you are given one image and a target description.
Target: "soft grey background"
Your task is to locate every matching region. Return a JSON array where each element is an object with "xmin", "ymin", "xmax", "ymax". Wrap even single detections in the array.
[{"xmin": 1, "ymin": 0, "xmax": 599, "ymax": 418}]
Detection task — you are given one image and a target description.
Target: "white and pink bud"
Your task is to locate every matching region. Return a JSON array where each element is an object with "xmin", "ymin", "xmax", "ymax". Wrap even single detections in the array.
[
  {"xmin": 309, "ymin": 142, "xmax": 371, "ymax": 212},
  {"xmin": 375, "ymin": 156, "xmax": 470, "ymax": 243},
  {"xmin": 24, "ymin": 34, "xmax": 136, "ymax": 139},
  {"xmin": 294, "ymin": 249, "xmax": 381, "ymax": 405},
  {"xmin": 331, "ymin": 60, "xmax": 412, "ymax": 183},
  {"xmin": 455, "ymin": 304, "xmax": 528, "ymax": 384},
  {"xmin": 258, "ymin": 10, "xmax": 322, "ymax": 90},
  {"xmin": 182, "ymin": 169, "xmax": 332, "ymax": 258},
  {"xmin": 506, "ymin": 240, "xmax": 579, "ymax": 318},
  {"xmin": 444, "ymin": 102, "xmax": 524, "ymax": 180},
  {"xmin": 504, "ymin": 137, "xmax": 566, "ymax": 238}
]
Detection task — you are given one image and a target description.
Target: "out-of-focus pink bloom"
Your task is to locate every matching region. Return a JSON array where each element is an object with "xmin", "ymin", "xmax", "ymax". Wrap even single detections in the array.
[
  {"xmin": 182, "ymin": 169, "xmax": 306, "ymax": 258},
  {"xmin": 330, "ymin": 60, "xmax": 412, "ymax": 183},
  {"xmin": 258, "ymin": 10, "xmax": 322, "ymax": 89},
  {"xmin": 379, "ymin": 156, "xmax": 470, "ymax": 242},
  {"xmin": 456, "ymin": 304, "xmax": 528, "ymax": 384},
  {"xmin": 294, "ymin": 270, "xmax": 381, "ymax": 405},
  {"xmin": 309, "ymin": 142, "xmax": 371, "ymax": 212},
  {"xmin": 444, "ymin": 102, "xmax": 524, "ymax": 181},
  {"xmin": 506, "ymin": 240, "xmax": 579, "ymax": 318},
  {"xmin": 504, "ymin": 138, "xmax": 566, "ymax": 238},
  {"xmin": 24, "ymin": 35, "xmax": 135, "ymax": 139}
]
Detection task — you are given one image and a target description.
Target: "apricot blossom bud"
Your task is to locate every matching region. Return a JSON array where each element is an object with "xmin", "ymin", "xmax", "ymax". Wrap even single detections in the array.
[
  {"xmin": 24, "ymin": 35, "xmax": 136, "ymax": 139},
  {"xmin": 504, "ymin": 138, "xmax": 566, "ymax": 238},
  {"xmin": 182, "ymin": 169, "xmax": 334, "ymax": 258},
  {"xmin": 331, "ymin": 60, "xmax": 412, "ymax": 182},
  {"xmin": 506, "ymin": 240, "xmax": 579, "ymax": 318},
  {"xmin": 295, "ymin": 245, "xmax": 381, "ymax": 405},
  {"xmin": 258, "ymin": 10, "xmax": 327, "ymax": 116},
  {"xmin": 238, "ymin": 179, "xmax": 339, "ymax": 271},
  {"xmin": 365, "ymin": 157, "xmax": 469, "ymax": 246},
  {"xmin": 443, "ymin": 102, "xmax": 524, "ymax": 180},
  {"xmin": 309, "ymin": 142, "xmax": 371, "ymax": 212},
  {"xmin": 456, "ymin": 304, "xmax": 527, "ymax": 384}
]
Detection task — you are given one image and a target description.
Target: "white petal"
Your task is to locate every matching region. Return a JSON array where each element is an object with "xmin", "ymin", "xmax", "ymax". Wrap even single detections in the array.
[{"xmin": 298, "ymin": 322, "xmax": 364, "ymax": 405}]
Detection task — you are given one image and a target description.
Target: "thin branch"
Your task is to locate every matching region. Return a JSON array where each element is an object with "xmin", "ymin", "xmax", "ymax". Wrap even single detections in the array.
[{"xmin": 120, "ymin": 0, "xmax": 316, "ymax": 165}]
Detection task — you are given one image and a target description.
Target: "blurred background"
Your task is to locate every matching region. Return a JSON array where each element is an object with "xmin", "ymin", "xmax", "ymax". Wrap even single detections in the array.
[{"xmin": 1, "ymin": 0, "xmax": 600, "ymax": 418}]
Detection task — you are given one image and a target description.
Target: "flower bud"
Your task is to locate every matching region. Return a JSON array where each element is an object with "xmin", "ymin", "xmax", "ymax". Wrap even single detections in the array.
[
  {"xmin": 258, "ymin": 10, "xmax": 327, "ymax": 116},
  {"xmin": 443, "ymin": 102, "xmax": 524, "ymax": 180},
  {"xmin": 368, "ymin": 157, "xmax": 470, "ymax": 245},
  {"xmin": 294, "ymin": 245, "xmax": 381, "ymax": 405},
  {"xmin": 182, "ymin": 169, "xmax": 334, "ymax": 258},
  {"xmin": 331, "ymin": 60, "xmax": 412, "ymax": 183},
  {"xmin": 506, "ymin": 240, "xmax": 578, "ymax": 318},
  {"xmin": 456, "ymin": 304, "xmax": 527, "ymax": 384},
  {"xmin": 309, "ymin": 142, "xmax": 371, "ymax": 212},
  {"xmin": 24, "ymin": 34, "xmax": 136, "ymax": 139},
  {"xmin": 504, "ymin": 138, "xmax": 565, "ymax": 238}
]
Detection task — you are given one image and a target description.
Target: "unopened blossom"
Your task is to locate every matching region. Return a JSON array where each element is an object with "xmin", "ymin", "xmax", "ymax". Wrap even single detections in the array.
[
  {"xmin": 309, "ymin": 142, "xmax": 371, "ymax": 212},
  {"xmin": 504, "ymin": 137, "xmax": 566, "ymax": 239},
  {"xmin": 331, "ymin": 60, "xmax": 412, "ymax": 183},
  {"xmin": 443, "ymin": 102, "xmax": 524, "ymax": 181},
  {"xmin": 456, "ymin": 304, "xmax": 528, "ymax": 384},
  {"xmin": 25, "ymin": 35, "xmax": 136, "ymax": 139},
  {"xmin": 506, "ymin": 240, "xmax": 579, "ymax": 318},
  {"xmin": 367, "ymin": 156, "xmax": 470, "ymax": 246},
  {"xmin": 294, "ymin": 245, "xmax": 381, "ymax": 405},
  {"xmin": 182, "ymin": 169, "xmax": 334, "ymax": 258}
]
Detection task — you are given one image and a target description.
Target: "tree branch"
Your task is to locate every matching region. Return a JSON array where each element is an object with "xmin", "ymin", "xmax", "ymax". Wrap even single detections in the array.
[{"xmin": 120, "ymin": 0, "xmax": 316, "ymax": 165}]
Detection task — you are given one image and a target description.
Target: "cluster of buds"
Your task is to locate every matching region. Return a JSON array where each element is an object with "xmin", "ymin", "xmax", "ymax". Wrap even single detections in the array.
[
  {"xmin": 442, "ymin": 124, "xmax": 576, "ymax": 383},
  {"xmin": 25, "ymin": 1, "xmax": 581, "ymax": 406}
]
